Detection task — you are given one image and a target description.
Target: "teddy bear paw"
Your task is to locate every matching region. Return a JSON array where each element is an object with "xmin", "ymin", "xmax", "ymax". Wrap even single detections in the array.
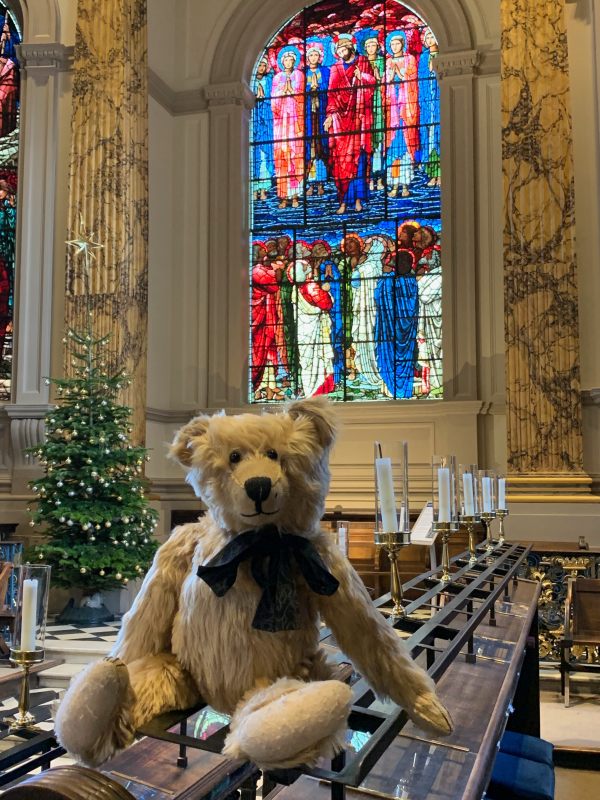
[
  {"xmin": 406, "ymin": 690, "xmax": 453, "ymax": 737},
  {"xmin": 223, "ymin": 677, "xmax": 352, "ymax": 770},
  {"xmin": 54, "ymin": 657, "xmax": 137, "ymax": 766}
]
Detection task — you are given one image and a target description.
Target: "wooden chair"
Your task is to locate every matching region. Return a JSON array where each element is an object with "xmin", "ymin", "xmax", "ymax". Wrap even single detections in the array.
[
  {"xmin": 560, "ymin": 576, "xmax": 600, "ymax": 706},
  {"xmin": 0, "ymin": 560, "xmax": 15, "ymax": 656}
]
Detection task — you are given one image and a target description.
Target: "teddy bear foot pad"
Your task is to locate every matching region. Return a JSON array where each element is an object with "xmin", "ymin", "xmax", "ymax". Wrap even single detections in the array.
[{"xmin": 223, "ymin": 678, "xmax": 353, "ymax": 770}]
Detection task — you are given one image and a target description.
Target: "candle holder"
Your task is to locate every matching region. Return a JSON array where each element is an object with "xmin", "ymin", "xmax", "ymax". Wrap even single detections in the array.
[
  {"xmin": 496, "ymin": 508, "xmax": 509, "ymax": 544},
  {"xmin": 476, "ymin": 469, "xmax": 497, "ymax": 560},
  {"xmin": 461, "ymin": 515, "xmax": 478, "ymax": 564},
  {"xmin": 480, "ymin": 511, "xmax": 497, "ymax": 561},
  {"xmin": 374, "ymin": 441, "xmax": 411, "ymax": 617},
  {"xmin": 4, "ymin": 564, "xmax": 51, "ymax": 732},
  {"xmin": 432, "ymin": 455, "xmax": 459, "ymax": 582},
  {"xmin": 495, "ymin": 473, "xmax": 508, "ymax": 546},
  {"xmin": 458, "ymin": 464, "xmax": 479, "ymax": 565}
]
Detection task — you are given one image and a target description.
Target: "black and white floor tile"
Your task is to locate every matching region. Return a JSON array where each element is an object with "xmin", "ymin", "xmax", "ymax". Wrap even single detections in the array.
[{"xmin": 44, "ymin": 622, "xmax": 122, "ymax": 644}]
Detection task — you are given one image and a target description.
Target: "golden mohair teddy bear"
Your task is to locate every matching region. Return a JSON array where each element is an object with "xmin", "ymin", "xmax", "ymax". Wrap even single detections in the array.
[{"xmin": 55, "ymin": 397, "xmax": 452, "ymax": 769}]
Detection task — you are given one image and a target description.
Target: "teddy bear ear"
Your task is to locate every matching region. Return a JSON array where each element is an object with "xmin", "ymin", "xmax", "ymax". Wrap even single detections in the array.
[
  {"xmin": 169, "ymin": 415, "xmax": 211, "ymax": 468},
  {"xmin": 286, "ymin": 397, "xmax": 338, "ymax": 450}
]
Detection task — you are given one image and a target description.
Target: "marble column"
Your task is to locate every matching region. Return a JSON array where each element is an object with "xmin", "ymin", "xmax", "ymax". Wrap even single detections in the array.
[
  {"xmin": 502, "ymin": 0, "xmax": 589, "ymax": 495},
  {"xmin": 64, "ymin": 0, "xmax": 148, "ymax": 444}
]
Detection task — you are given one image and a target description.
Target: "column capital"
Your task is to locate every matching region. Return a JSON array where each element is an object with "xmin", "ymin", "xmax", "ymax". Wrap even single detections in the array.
[
  {"xmin": 16, "ymin": 43, "xmax": 74, "ymax": 72},
  {"xmin": 205, "ymin": 81, "xmax": 255, "ymax": 110},
  {"xmin": 434, "ymin": 49, "xmax": 480, "ymax": 80},
  {"xmin": 3, "ymin": 404, "xmax": 53, "ymax": 419}
]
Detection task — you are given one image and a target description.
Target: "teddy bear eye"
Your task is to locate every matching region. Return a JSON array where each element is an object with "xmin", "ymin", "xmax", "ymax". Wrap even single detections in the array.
[
  {"xmin": 266, "ymin": 449, "xmax": 278, "ymax": 460},
  {"xmin": 229, "ymin": 450, "xmax": 242, "ymax": 464}
]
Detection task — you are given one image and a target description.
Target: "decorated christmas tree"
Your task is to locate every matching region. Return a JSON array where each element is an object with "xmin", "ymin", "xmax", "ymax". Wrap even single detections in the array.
[{"xmin": 26, "ymin": 228, "xmax": 158, "ymax": 617}]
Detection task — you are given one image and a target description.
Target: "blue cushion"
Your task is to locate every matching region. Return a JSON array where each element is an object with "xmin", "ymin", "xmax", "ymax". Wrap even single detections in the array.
[
  {"xmin": 488, "ymin": 752, "xmax": 555, "ymax": 800},
  {"xmin": 500, "ymin": 731, "xmax": 554, "ymax": 767}
]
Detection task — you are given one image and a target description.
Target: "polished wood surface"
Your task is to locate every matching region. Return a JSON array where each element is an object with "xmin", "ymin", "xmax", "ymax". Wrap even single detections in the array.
[
  {"xmin": 100, "ymin": 731, "xmax": 258, "ymax": 800},
  {"xmin": 266, "ymin": 577, "xmax": 541, "ymax": 800}
]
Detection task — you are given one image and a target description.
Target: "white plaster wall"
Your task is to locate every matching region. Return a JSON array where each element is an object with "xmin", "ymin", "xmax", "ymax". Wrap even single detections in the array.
[{"xmin": 147, "ymin": 97, "xmax": 176, "ymax": 412}]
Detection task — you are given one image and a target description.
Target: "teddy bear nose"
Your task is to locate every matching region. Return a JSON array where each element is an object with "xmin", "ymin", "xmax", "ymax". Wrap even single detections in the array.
[{"xmin": 244, "ymin": 477, "xmax": 272, "ymax": 503}]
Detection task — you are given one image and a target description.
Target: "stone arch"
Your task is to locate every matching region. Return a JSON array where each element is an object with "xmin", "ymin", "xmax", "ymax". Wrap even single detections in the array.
[
  {"xmin": 13, "ymin": 0, "xmax": 61, "ymax": 42},
  {"xmin": 209, "ymin": 0, "xmax": 474, "ymax": 86}
]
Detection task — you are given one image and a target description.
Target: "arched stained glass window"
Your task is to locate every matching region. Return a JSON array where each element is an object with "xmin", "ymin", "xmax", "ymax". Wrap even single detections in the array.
[
  {"xmin": 249, "ymin": 0, "xmax": 441, "ymax": 403},
  {"xmin": 0, "ymin": 3, "xmax": 19, "ymax": 402}
]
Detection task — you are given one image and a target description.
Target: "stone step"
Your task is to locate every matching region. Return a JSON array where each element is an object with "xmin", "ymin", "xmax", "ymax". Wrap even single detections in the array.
[
  {"xmin": 37, "ymin": 661, "xmax": 87, "ymax": 690},
  {"xmin": 43, "ymin": 638, "xmax": 112, "ymax": 664}
]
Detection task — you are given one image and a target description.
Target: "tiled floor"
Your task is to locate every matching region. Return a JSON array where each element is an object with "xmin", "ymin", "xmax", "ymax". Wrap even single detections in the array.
[{"xmin": 44, "ymin": 622, "xmax": 121, "ymax": 643}]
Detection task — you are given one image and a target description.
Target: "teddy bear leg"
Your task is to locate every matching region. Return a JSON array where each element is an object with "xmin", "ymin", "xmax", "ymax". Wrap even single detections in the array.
[
  {"xmin": 223, "ymin": 678, "xmax": 353, "ymax": 770},
  {"xmin": 54, "ymin": 656, "xmax": 136, "ymax": 767},
  {"xmin": 55, "ymin": 653, "xmax": 201, "ymax": 767},
  {"xmin": 127, "ymin": 651, "xmax": 201, "ymax": 729}
]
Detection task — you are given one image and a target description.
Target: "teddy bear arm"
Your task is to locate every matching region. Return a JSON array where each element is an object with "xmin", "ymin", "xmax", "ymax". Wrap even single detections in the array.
[
  {"xmin": 317, "ymin": 546, "xmax": 436, "ymax": 702},
  {"xmin": 110, "ymin": 526, "xmax": 198, "ymax": 664}
]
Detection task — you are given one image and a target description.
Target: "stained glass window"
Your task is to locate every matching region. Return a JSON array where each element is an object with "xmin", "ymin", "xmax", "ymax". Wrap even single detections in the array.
[
  {"xmin": 249, "ymin": 0, "xmax": 441, "ymax": 402},
  {"xmin": 0, "ymin": 4, "xmax": 19, "ymax": 402}
]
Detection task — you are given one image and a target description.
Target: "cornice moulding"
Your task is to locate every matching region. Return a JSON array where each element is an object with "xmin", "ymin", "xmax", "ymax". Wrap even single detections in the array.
[
  {"xmin": 3, "ymin": 404, "xmax": 54, "ymax": 419},
  {"xmin": 434, "ymin": 49, "xmax": 480, "ymax": 79},
  {"xmin": 16, "ymin": 43, "xmax": 74, "ymax": 71},
  {"xmin": 148, "ymin": 69, "xmax": 207, "ymax": 114},
  {"xmin": 204, "ymin": 81, "xmax": 255, "ymax": 110}
]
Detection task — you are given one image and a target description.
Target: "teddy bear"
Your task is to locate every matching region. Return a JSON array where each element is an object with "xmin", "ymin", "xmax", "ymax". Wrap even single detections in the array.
[{"xmin": 55, "ymin": 397, "xmax": 452, "ymax": 769}]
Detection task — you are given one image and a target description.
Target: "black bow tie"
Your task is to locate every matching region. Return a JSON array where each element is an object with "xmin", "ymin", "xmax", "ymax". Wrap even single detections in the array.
[{"xmin": 196, "ymin": 524, "xmax": 339, "ymax": 632}]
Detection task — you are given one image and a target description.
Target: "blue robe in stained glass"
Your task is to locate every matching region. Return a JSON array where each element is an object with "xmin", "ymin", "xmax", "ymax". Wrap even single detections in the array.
[
  {"xmin": 374, "ymin": 271, "xmax": 418, "ymax": 398},
  {"xmin": 417, "ymin": 47, "xmax": 440, "ymax": 177},
  {"xmin": 252, "ymin": 72, "xmax": 274, "ymax": 193},
  {"xmin": 304, "ymin": 64, "xmax": 330, "ymax": 187}
]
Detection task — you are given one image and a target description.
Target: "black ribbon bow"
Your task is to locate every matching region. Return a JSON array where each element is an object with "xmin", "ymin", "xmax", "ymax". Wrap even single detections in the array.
[{"xmin": 196, "ymin": 524, "xmax": 339, "ymax": 632}]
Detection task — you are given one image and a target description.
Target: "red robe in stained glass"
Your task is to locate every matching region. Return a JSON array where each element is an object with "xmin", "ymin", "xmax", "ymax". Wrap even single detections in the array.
[{"xmin": 326, "ymin": 56, "xmax": 376, "ymax": 203}]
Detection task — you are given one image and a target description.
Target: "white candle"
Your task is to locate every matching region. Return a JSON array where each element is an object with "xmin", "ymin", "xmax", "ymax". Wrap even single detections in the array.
[
  {"xmin": 497, "ymin": 478, "xmax": 506, "ymax": 510},
  {"xmin": 21, "ymin": 578, "xmax": 38, "ymax": 651},
  {"xmin": 337, "ymin": 526, "xmax": 348, "ymax": 556},
  {"xmin": 438, "ymin": 467, "xmax": 450, "ymax": 522},
  {"xmin": 482, "ymin": 477, "xmax": 492, "ymax": 513},
  {"xmin": 462, "ymin": 472, "xmax": 475, "ymax": 517},
  {"xmin": 376, "ymin": 458, "xmax": 398, "ymax": 532}
]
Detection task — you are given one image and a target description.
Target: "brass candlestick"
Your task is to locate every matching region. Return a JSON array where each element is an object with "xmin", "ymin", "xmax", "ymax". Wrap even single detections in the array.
[
  {"xmin": 375, "ymin": 529, "xmax": 411, "ymax": 617},
  {"xmin": 5, "ymin": 647, "xmax": 45, "ymax": 731},
  {"xmin": 460, "ymin": 515, "xmax": 478, "ymax": 564},
  {"xmin": 496, "ymin": 508, "xmax": 509, "ymax": 544},
  {"xmin": 480, "ymin": 512, "xmax": 496, "ymax": 563},
  {"xmin": 434, "ymin": 522, "xmax": 453, "ymax": 582}
]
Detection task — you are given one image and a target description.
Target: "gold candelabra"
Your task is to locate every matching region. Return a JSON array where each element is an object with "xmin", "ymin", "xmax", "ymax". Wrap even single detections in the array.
[
  {"xmin": 460, "ymin": 515, "xmax": 478, "ymax": 565},
  {"xmin": 434, "ymin": 522, "xmax": 453, "ymax": 582},
  {"xmin": 480, "ymin": 512, "xmax": 497, "ymax": 562},
  {"xmin": 5, "ymin": 647, "xmax": 45, "ymax": 731},
  {"xmin": 496, "ymin": 508, "xmax": 509, "ymax": 544},
  {"xmin": 375, "ymin": 529, "xmax": 411, "ymax": 617}
]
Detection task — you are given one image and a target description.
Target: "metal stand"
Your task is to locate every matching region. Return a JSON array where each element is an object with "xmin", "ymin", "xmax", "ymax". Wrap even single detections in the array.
[
  {"xmin": 481, "ymin": 512, "xmax": 497, "ymax": 563},
  {"xmin": 4, "ymin": 648, "xmax": 45, "ymax": 732},
  {"xmin": 496, "ymin": 508, "xmax": 509, "ymax": 544},
  {"xmin": 435, "ymin": 522, "xmax": 453, "ymax": 582},
  {"xmin": 375, "ymin": 530, "xmax": 411, "ymax": 617},
  {"xmin": 460, "ymin": 515, "xmax": 478, "ymax": 565}
]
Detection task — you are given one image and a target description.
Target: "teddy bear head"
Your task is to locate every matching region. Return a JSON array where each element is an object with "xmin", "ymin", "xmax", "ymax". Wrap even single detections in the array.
[{"xmin": 169, "ymin": 397, "xmax": 337, "ymax": 535}]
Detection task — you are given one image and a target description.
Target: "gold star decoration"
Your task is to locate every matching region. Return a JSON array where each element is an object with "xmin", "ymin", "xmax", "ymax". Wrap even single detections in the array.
[{"xmin": 66, "ymin": 217, "xmax": 104, "ymax": 260}]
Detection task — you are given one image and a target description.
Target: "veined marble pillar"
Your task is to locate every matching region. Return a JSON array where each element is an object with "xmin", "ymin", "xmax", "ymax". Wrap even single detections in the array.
[
  {"xmin": 64, "ymin": 0, "xmax": 148, "ymax": 444},
  {"xmin": 502, "ymin": 0, "xmax": 589, "ymax": 496}
]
